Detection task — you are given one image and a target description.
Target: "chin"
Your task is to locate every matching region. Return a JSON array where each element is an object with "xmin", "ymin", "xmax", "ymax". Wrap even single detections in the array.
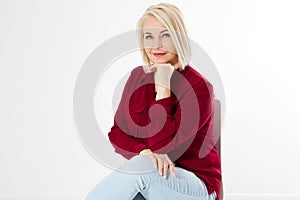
[{"xmin": 151, "ymin": 58, "xmax": 168, "ymax": 64}]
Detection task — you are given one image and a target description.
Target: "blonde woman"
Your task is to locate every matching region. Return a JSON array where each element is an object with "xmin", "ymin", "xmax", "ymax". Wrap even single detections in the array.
[{"xmin": 86, "ymin": 3, "xmax": 221, "ymax": 200}]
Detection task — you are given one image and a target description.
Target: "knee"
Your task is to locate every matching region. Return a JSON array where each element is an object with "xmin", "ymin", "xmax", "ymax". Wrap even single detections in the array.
[
  {"xmin": 118, "ymin": 155, "xmax": 156, "ymax": 174},
  {"xmin": 130, "ymin": 154, "xmax": 152, "ymax": 163}
]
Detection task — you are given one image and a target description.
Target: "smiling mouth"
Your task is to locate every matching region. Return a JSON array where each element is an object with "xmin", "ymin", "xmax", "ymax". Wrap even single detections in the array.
[{"xmin": 153, "ymin": 52, "xmax": 166, "ymax": 57}]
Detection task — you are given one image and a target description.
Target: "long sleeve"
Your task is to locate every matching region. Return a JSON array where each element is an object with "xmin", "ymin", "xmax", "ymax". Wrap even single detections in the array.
[
  {"xmin": 138, "ymin": 79, "xmax": 215, "ymax": 158},
  {"xmin": 108, "ymin": 119, "xmax": 148, "ymax": 159},
  {"xmin": 108, "ymin": 69, "xmax": 148, "ymax": 160}
]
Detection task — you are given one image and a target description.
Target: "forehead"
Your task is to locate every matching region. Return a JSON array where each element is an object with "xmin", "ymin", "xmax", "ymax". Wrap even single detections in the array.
[{"xmin": 143, "ymin": 16, "xmax": 167, "ymax": 33}]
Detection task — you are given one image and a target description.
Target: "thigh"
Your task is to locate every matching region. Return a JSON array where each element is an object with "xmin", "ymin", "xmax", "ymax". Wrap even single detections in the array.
[
  {"xmin": 125, "ymin": 156, "xmax": 213, "ymax": 200},
  {"xmin": 86, "ymin": 155, "xmax": 216, "ymax": 200},
  {"xmin": 141, "ymin": 167, "xmax": 210, "ymax": 200},
  {"xmin": 85, "ymin": 155, "xmax": 156, "ymax": 200}
]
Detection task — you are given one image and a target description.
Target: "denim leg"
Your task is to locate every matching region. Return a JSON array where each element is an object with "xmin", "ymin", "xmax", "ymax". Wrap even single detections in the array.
[
  {"xmin": 85, "ymin": 155, "xmax": 216, "ymax": 200},
  {"xmin": 85, "ymin": 169, "xmax": 148, "ymax": 200},
  {"xmin": 85, "ymin": 155, "xmax": 156, "ymax": 200},
  {"xmin": 140, "ymin": 166, "xmax": 211, "ymax": 200}
]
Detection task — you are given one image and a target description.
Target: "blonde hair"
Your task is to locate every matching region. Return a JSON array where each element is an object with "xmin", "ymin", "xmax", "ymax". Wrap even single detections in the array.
[{"xmin": 136, "ymin": 3, "xmax": 191, "ymax": 71}]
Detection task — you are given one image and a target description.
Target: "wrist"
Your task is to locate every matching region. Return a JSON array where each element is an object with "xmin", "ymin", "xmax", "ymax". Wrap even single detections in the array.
[
  {"xmin": 156, "ymin": 87, "xmax": 170, "ymax": 100},
  {"xmin": 139, "ymin": 149, "xmax": 152, "ymax": 155}
]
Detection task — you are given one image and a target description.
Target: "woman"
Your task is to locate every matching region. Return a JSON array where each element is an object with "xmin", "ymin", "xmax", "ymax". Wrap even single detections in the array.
[{"xmin": 86, "ymin": 3, "xmax": 221, "ymax": 200}]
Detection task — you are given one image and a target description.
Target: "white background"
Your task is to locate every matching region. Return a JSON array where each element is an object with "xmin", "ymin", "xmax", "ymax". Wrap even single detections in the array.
[{"xmin": 1, "ymin": 0, "xmax": 300, "ymax": 199}]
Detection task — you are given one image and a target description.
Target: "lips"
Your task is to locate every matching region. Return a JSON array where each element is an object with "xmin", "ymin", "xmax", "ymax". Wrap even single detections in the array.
[{"xmin": 153, "ymin": 52, "xmax": 166, "ymax": 57}]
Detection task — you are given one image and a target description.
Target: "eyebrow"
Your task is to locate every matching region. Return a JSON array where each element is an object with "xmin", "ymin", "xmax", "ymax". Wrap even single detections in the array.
[{"xmin": 143, "ymin": 29, "xmax": 168, "ymax": 34}]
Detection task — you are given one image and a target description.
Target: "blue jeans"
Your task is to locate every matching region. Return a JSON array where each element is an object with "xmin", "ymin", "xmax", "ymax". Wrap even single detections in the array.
[{"xmin": 85, "ymin": 155, "xmax": 217, "ymax": 200}]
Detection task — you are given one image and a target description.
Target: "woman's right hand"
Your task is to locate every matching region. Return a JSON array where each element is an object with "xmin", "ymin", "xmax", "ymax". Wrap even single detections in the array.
[
  {"xmin": 148, "ymin": 63, "xmax": 175, "ymax": 91},
  {"xmin": 139, "ymin": 149, "xmax": 176, "ymax": 178}
]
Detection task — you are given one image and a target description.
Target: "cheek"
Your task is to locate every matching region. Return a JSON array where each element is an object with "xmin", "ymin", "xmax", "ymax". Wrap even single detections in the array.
[
  {"xmin": 145, "ymin": 48, "xmax": 152, "ymax": 57},
  {"xmin": 143, "ymin": 40, "xmax": 152, "ymax": 49},
  {"xmin": 164, "ymin": 42, "xmax": 176, "ymax": 53}
]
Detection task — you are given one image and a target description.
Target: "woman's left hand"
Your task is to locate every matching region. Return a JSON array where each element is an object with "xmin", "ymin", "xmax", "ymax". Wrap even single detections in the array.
[{"xmin": 139, "ymin": 149, "xmax": 176, "ymax": 179}]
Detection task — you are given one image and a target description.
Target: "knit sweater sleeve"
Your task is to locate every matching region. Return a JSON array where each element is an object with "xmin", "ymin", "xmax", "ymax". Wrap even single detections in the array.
[{"xmin": 108, "ymin": 69, "xmax": 148, "ymax": 159}]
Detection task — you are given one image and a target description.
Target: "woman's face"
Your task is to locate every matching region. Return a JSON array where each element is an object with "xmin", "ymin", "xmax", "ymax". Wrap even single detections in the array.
[{"xmin": 143, "ymin": 16, "xmax": 178, "ymax": 68}]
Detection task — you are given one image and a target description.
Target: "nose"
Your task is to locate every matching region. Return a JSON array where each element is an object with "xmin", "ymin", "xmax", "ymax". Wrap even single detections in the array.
[{"xmin": 153, "ymin": 37, "xmax": 163, "ymax": 49}]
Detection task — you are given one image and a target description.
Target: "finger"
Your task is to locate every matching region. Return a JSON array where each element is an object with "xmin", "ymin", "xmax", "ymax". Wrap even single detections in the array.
[
  {"xmin": 169, "ymin": 163, "xmax": 176, "ymax": 176},
  {"xmin": 156, "ymin": 156, "xmax": 163, "ymax": 177},
  {"xmin": 164, "ymin": 155, "xmax": 175, "ymax": 176},
  {"xmin": 149, "ymin": 65, "xmax": 157, "ymax": 72},
  {"xmin": 154, "ymin": 63, "xmax": 171, "ymax": 68},
  {"xmin": 148, "ymin": 154, "xmax": 158, "ymax": 170},
  {"xmin": 158, "ymin": 63, "xmax": 174, "ymax": 70},
  {"xmin": 163, "ymin": 161, "xmax": 168, "ymax": 179},
  {"xmin": 164, "ymin": 154, "xmax": 172, "ymax": 164}
]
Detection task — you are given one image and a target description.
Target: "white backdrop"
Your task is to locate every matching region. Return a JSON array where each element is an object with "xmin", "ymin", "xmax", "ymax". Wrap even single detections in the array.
[{"xmin": 1, "ymin": 0, "xmax": 300, "ymax": 199}]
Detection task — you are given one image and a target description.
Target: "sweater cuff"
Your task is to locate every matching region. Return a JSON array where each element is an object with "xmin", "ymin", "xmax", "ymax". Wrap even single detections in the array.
[
  {"xmin": 132, "ymin": 143, "xmax": 149, "ymax": 154},
  {"xmin": 149, "ymin": 96, "xmax": 173, "ymax": 115}
]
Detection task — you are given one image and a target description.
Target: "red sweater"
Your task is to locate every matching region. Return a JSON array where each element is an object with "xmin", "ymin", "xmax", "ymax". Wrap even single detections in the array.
[{"xmin": 108, "ymin": 65, "xmax": 222, "ymax": 199}]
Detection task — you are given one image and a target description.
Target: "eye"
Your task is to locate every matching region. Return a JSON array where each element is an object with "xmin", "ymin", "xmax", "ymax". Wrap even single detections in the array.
[
  {"xmin": 162, "ymin": 33, "xmax": 170, "ymax": 38},
  {"xmin": 145, "ymin": 35, "xmax": 153, "ymax": 39}
]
